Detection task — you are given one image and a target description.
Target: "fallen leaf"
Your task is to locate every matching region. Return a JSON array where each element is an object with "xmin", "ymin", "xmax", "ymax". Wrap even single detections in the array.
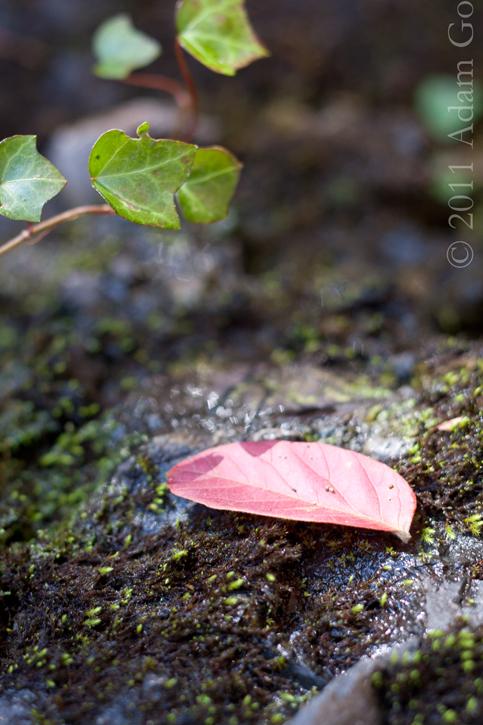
[
  {"xmin": 436, "ymin": 416, "xmax": 469, "ymax": 432},
  {"xmin": 167, "ymin": 440, "xmax": 416, "ymax": 541}
]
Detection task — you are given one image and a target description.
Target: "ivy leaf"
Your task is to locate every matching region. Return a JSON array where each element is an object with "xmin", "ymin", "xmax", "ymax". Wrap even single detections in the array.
[
  {"xmin": 89, "ymin": 123, "xmax": 197, "ymax": 229},
  {"xmin": 93, "ymin": 14, "xmax": 162, "ymax": 80},
  {"xmin": 178, "ymin": 147, "xmax": 241, "ymax": 223},
  {"xmin": 415, "ymin": 75, "xmax": 483, "ymax": 141},
  {"xmin": 176, "ymin": 0, "xmax": 269, "ymax": 76},
  {"xmin": 0, "ymin": 135, "xmax": 66, "ymax": 222},
  {"xmin": 168, "ymin": 440, "xmax": 417, "ymax": 541}
]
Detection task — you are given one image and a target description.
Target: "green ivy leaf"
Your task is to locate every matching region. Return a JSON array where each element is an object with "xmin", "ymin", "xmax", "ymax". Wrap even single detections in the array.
[
  {"xmin": 415, "ymin": 75, "xmax": 483, "ymax": 141},
  {"xmin": 176, "ymin": 0, "xmax": 269, "ymax": 76},
  {"xmin": 89, "ymin": 123, "xmax": 197, "ymax": 229},
  {"xmin": 0, "ymin": 135, "xmax": 66, "ymax": 222},
  {"xmin": 93, "ymin": 14, "xmax": 162, "ymax": 80},
  {"xmin": 178, "ymin": 147, "xmax": 241, "ymax": 223}
]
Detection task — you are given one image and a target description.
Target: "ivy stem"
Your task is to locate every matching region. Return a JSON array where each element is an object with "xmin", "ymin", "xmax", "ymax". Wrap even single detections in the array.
[
  {"xmin": 123, "ymin": 72, "xmax": 190, "ymax": 111},
  {"xmin": 174, "ymin": 39, "xmax": 199, "ymax": 140},
  {"xmin": 122, "ymin": 59, "xmax": 198, "ymax": 139},
  {"xmin": 0, "ymin": 204, "xmax": 114, "ymax": 258}
]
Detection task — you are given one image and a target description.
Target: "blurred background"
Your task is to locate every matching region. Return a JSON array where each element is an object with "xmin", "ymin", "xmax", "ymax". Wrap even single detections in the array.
[{"xmin": 0, "ymin": 0, "xmax": 482, "ymax": 399}]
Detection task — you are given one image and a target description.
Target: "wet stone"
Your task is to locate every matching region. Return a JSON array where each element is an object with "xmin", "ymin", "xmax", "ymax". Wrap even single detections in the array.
[
  {"xmin": 0, "ymin": 327, "xmax": 482, "ymax": 724},
  {"xmin": 7, "ymin": 353, "xmax": 470, "ymax": 723}
]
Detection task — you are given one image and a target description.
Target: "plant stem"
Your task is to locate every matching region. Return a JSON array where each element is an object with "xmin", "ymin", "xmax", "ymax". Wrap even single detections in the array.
[
  {"xmin": 123, "ymin": 73, "xmax": 189, "ymax": 111},
  {"xmin": 122, "ymin": 62, "xmax": 198, "ymax": 139},
  {"xmin": 174, "ymin": 39, "xmax": 199, "ymax": 140},
  {"xmin": 0, "ymin": 205, "xmax": 114, "ymax": 258}
]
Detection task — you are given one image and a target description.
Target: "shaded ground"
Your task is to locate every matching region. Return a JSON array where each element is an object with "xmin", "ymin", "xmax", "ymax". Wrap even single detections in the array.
[
  {"xmin": 0, "ymin": 1, "xmax": 482, "ymax": 723},
  {"xmin": 0, "ymin": 231, "xmax": 481, "ymax": 722}
]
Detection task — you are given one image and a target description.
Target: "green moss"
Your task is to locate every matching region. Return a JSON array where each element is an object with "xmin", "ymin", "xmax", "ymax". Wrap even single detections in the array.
[
  {"xmin": 171, "ymin": 548, "xmax": 189, "ymax": 562},
  {"xmin": 0, "ymin": 225, "xmax": 481, "ymax": 725},
  {"xmin": 396, "ymin": 360, "xmax": 482, "ymax": 535},
  {"xmin": 464, "ymin": 515, "xmax": 482, "ymax": 537},
  {"xmin": 98, "ymin": 566, "xmax": 113, "ymax": 576},
  {"xmin": 226, "ymin": 578, "xmax": 245, "ymax": 591},
  {"xmin": 373, "ymin": 623, "xmax": 482, "ymax": 723}
]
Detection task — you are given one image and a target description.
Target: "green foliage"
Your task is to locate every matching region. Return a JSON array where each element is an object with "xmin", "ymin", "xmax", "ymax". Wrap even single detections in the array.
[
  {"xmin": 176, "ymin": 0, "xmax": 269, "ymax": 76},
  {"xmin": 93, "ymin": 14, "xmax": 161, "ymax": 80},
  {"xmin": 0, "ymin": 136, "xmax": 66, "ymax": 222},
  {"xmin": 178, "ymin": 146, "xmax": 241, "ymax": 223},
  {"xmin": 415, "ymin": 75, "xmax": 483, "ymax": 141},
  {"xmin": 1, "ymin": 2, "xmax": 268, "ymax": 241},
  {"xmin": 89, "ymin": 123, "xmax": 197, "ymax": 229}
]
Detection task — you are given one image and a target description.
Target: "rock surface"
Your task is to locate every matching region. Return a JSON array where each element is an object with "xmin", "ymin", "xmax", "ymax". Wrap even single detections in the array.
[
  {"xmin": 1, "ymin": 319, "xmax": 481, "ymax": 722},
  {"xmin": 289, "ymin": 658, "xmax": 382, "ymax": 725}
]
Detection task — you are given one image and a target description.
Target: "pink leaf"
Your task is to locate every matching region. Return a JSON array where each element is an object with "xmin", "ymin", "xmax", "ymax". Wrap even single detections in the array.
[
  {"xmin": 167, "ymin": 440, "xmax": 416, "ymax": 541},
  {"xmin": 436, "ymin": 416, "xmax": 467, "ymax": 432}
]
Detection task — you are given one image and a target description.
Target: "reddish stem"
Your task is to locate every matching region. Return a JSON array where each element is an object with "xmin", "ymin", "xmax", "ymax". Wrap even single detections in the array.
[
  {"xmin": 174, "ymin": 39, "xmax": 199, "ymax": 140},
  {"xmin": 0, "ymin": 205, "xmax": 115, "ymax": 258},
  {"xmin": 123, "ymin": 72, "xmax": 189, "ymax": 111}
]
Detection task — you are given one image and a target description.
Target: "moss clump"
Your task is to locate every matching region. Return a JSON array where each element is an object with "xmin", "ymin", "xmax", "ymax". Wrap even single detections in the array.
[
  {"xmin": 0, "ymin": 515, "xmax": 320, "ymax": 724},
  {"xmin": 372, "ymin": 622, "xmax": 482, "ymax": 724},
  {"xmin": 0, "ymin": 303, "xmax": 153, "ymax": 547},
  {"xmin": 397, "ymin": 358, "xmax": 482, "ymax": 536}
]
